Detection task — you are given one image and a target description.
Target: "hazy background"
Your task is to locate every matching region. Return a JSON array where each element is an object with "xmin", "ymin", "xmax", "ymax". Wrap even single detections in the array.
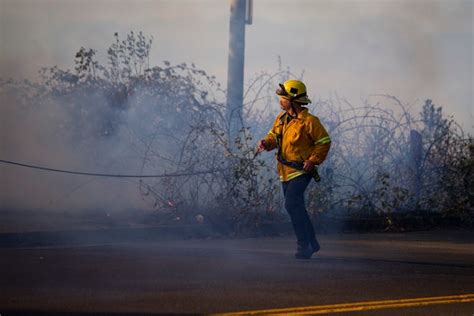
[
  {"xmin": 0, "ymin": 0, "xmax": 472, "ymax": 222},
  {"xmin": 1, "ymin": 0, "xmax": 472, "ymax": 132}
]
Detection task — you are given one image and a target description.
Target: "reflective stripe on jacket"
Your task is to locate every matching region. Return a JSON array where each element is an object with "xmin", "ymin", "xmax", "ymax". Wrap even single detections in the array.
[{"xmin": 263, "ymin": 108, "xmax": 331, "ymax": 182}]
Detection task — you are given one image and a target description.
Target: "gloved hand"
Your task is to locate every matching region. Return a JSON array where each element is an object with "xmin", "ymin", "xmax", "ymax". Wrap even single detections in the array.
[
  {"xmin": 256, "ymin": 139, "xmax": 266, "ymax": 153},
  {"xmin": 303, "ymin": 160, "xmax": 315, "ymax": 172}
]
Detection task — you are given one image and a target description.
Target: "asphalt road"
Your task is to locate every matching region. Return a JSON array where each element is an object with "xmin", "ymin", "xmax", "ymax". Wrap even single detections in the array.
[{"xmin": 1, "ymin": 230, "xmax": 473, "ymax": 315}]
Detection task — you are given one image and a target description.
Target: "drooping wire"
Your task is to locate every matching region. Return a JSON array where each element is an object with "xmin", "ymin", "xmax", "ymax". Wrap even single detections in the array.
[{"xmin": 0, "ymin": 159, "xmax": 225, "ymax": 178}]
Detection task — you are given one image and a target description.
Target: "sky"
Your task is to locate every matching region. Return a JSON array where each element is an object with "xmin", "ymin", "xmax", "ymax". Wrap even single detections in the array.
[{"xmin": 1, "ymin": 0, "xmax": 473, "ymax": 132}]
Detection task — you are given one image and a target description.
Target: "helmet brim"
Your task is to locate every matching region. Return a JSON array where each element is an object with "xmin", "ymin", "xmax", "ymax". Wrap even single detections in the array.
[
  {"xmin": 294, "ymin": 96, "xmax": 312, "ymax": 104},
  {"xmin": 277, "ymin": 93, "xmax": 312, "ymax": 104}
]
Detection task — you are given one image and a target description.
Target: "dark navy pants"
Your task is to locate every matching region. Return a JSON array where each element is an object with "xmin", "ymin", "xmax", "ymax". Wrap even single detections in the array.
[{"xmin": 282, "ymin": 174, "xmax": 318, "ymax": 249}]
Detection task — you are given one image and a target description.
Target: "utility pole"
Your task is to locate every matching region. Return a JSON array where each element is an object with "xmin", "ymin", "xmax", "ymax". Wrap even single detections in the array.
[{"xmin": 226, "ymin": 0, "xmax": 252, "ymax": 151}]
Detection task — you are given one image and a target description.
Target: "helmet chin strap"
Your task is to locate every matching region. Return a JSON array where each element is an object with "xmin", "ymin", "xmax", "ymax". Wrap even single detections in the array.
[
  {"xmin": 290, "ymin": 100, "xmax": 303, "ymax": 117},
  {"xmin": 289, "ymin": 101, "xmax": 297, "ymax": 117}
]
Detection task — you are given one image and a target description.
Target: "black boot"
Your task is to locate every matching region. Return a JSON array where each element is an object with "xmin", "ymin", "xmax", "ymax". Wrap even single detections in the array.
[
  {"xmin": 310, "ymin": 237, "xmax": 320, "ymax": 254},
  {"xmin": 295, "ymin": 244, "xmax": 314, "ymax": 259},
  {"xmin": 295, "ymin": 239, "xmax": 320, "ymax": 259}
]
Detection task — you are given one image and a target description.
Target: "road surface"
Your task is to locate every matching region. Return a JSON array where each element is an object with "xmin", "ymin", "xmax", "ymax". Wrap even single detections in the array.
[{"xmin": 1, "ymin": 230, "xmax": 473, "ymax": 315}]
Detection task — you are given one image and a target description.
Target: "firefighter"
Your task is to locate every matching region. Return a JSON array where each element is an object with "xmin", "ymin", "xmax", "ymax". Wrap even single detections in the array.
[{"xmin": 257, "ymin": 79, "xmax": 331, "ymax": 259}]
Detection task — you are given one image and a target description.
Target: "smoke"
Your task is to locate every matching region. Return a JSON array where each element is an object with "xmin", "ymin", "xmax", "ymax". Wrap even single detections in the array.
[{"xmin": 0, "ymin": 84, "xmax": 153, "ymax": 214}]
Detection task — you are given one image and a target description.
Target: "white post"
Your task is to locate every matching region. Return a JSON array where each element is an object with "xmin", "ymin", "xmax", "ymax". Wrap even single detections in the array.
[{"xmin": 226, "ymin": 0, "xmax": 252, "ymax": 151}]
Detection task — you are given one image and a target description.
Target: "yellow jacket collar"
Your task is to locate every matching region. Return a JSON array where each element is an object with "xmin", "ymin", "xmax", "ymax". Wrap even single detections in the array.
[{"xmin": 289, "ymin": 107, "xmax": 309, "ymax": 119}]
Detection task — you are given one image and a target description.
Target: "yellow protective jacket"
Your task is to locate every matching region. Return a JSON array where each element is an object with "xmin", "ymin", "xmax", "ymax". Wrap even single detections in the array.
[{"xmin": 263, "ymin": 108, "xmax": 331, "ymax": 182}]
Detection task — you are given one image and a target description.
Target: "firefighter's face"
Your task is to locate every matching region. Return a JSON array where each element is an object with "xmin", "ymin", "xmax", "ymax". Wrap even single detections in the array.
[{"xmin": 279, "ymin": 97, "xmax": 292, "ymax": 111}]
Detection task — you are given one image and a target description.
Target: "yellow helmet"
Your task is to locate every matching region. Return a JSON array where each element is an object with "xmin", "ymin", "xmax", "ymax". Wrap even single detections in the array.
[{"xmin": 276, "ymin": 79, "xmax": 312, "ymax": 104}]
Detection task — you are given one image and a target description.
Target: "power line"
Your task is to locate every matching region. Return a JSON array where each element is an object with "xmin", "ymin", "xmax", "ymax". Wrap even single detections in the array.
[{"xmin": 0, "ymin": 159, "xmax": 225, "ymax": 178}]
